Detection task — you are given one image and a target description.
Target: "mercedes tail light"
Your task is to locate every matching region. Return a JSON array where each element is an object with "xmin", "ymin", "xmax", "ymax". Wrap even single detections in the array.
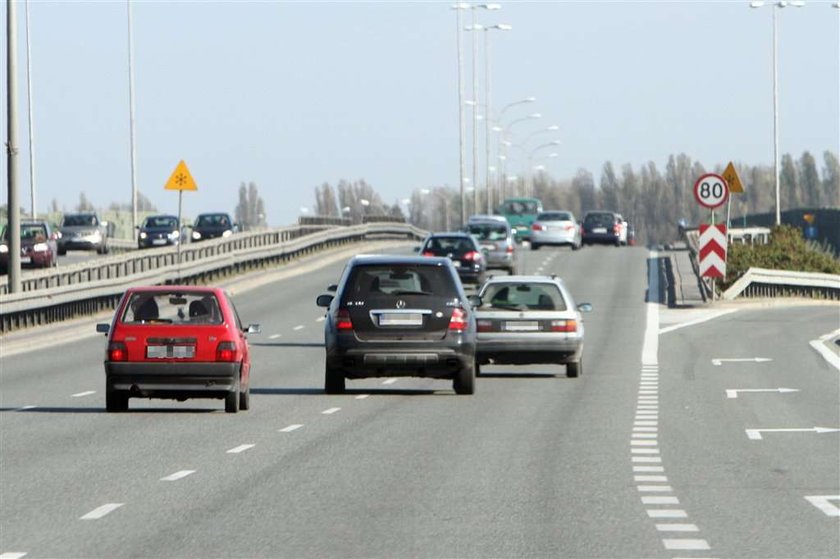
[
  {"xmin": 216, "ymin": 341, "xmax": 238, "ymax": 362},
  {"xmin": 449, "ymin": 308, "xmax": 468, "ymax": 332},
  {"xmin": 335, "ymin": 309, "xmax": 354, "ymax": 331},
  {"xmin": 108, "ymin": 342, "xmax": 128, "ymax": 362}
]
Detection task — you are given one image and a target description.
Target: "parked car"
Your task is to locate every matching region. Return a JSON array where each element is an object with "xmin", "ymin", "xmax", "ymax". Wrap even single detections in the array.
[
  {"xmin": 0, "ymin": 220, "xmax": 58, "ymax": 273},
  {"xmin": 191, "ymin": 212, "xmax": 236, "ymax": 242},
  {"xmin": 474, "ymin": 275, "xmax": 592, "ymax": 377},
  {"xmin": 530, "ymin": 211, "xmax": 582, "ymax": 250},
  {"xmin": 315, "ymin": 255, "xmax": 478, "ymax": 395},
  {"xmin": 96, "ymin": 286, "xmax": 260, "ymax": 413},
  {"xmin": 417, "ymin": 232, "xmax": 487, "ymax": 285},
  {"xmin": 581, "ymin": 211, "xmax": 622, "ymax": 246},
  {"xmin": 57, "ymin": 212, "xmax": 109, "ymax": 255},
  {"xmin": 465, "ymin": 217, "xmax": 517, "ymax": 274},
  {"xmin": 137, "ymin": 214, "xmax": 180, "ymax": 249}
]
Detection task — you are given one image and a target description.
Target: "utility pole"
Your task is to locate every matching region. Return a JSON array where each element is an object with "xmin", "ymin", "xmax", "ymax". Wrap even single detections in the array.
[
  {"xmin": 7, "ymin": 0, "xmax": 22, "ymax": 293},
  {"xmin": 128, "ymin": 0, "xmax": 139, "ymax": 231}
]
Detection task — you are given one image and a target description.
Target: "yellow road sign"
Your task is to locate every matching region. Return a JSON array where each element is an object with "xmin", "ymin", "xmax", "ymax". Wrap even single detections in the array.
[
  {"xmin": 164, "ymin": 160, "xmax": 198, "ymax": 191},
  {"xmin": 722, "ymin": 161, "xmax": 744, "ymax": 194}
]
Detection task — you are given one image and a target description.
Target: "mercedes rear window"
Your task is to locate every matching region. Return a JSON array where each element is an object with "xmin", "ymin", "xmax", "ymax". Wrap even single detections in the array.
[{"xmin": 343, "ymin": 265, "xmax": 459, "ymax": 299}]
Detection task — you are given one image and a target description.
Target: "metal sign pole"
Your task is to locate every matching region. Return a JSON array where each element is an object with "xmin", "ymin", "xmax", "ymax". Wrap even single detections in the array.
[
  {"xmin": 177, "ymin": 189, "xmax": 183, "ymax": 266},
  {"xmin": 710, "ymin": 208, "xmax": 715, "ymax": 302}
]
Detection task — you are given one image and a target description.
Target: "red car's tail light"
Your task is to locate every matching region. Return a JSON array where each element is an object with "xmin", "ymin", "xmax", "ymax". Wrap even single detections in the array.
[
  {"xmin": 216, "ymin": 341, "xmax": 238, "ymax": 362},
  {"xmin": 463, "ymin": 250, "xmax": 482, "ymax": 261},
  {"xmin": 108, "ymin": 342, "xmax": 128, "ymax": 362},
  {"xmin": 335, "ymin": 309, "xmax": 354, "ymax": 331},
  {"xmin": 550, "ymin": 319, "xmax": 578, "ymax": 332},
  {"xmin": 532, "ymin": 223, "xmax": 546, "ymax": 231},
  {"xmin": 476, "ymin": 319, "xmax": 493, "ymax": 332},
  {"xmin": 421, "ymin": 251, "xmax": 435, "ymax": 257},
  {"xmin": 449, "ymin": 308, "xmax": 468, "ymax": 332}
]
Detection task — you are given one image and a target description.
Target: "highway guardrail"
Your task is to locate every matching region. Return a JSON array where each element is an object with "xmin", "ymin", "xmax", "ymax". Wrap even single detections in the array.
[
  {"xmin": 0, "ymin": 222, "xmax": 427, "ymax": 333},
  {"xmin": 722, "ymin": 267, "xmax": 840, "ymax": 301}
]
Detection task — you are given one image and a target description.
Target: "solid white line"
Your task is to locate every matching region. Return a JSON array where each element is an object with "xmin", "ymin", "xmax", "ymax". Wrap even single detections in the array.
[
  {"xmin": 634, "ymin": 466, "xmax": 665, "ymax": 472},
  {"xmin": 647, "ymin": 509, "xmax": 687, "ymax": 518},
  {"xmin": 656, "ymin": 523, "xmax": 699, "ymax": 532},
  {"xmin": 632, "ymin": 456, "xmax": 662, "ymax": 463},
  {"xmin": 0, "ymin": 553, "xmax": 28, "ymax": 559},
  {"xmin": 382, "ymin": 378, "xmax": 398, "ymax": 385},
  {"xmin": 641, "ymin": 495, "xmax": 679, "ymax": 504},
  {"xmin": 631, "ymin": 448, "xmax": 660, "ymax": 454},
  {"xmin": 160, "ymin": 470, "xmax": 195, "ymax": 481},
  {"xmin": 804, "ymin": 495, "xmax": 840, "ymax": 517},
  {"xmin": 80, "ymin": 503, "xmax": 123, "ymax": 520},
  {"xmin": 355, "ymin": 394, "xmax": 370, "ymax": 400},
  {"xmin": 269, "ymin": 334, "xmax": 281, "ymax": 339},
  {"xmin": 635, "ymin": 475, "xmax": 668, "ymax": 482},
  {"xmin": 642, "ymin": 250, "xmax": 660, "ymax": 366},
  {"xmin": 226, "ymin": 444, "xmax": 255, "ymax": 454},
  {"xmin": 293, "ymin": 325, "xmax": 304, "ymax": 331},
  {"xmin": 71, "ymin": 391, "xmax": 96, "ymax": 398},
  {"xmin": 322, "ymin": 407, "xmax": 341, "ymax": 415},
  {"xmin": 659, "ymin": 308, "xmax": 739, "ymax": 334},
  {"xmin": 662, "ymin": 539, "xmax": 710, "ymax": 550},
  {"xmin": 810, "ymin": 336, "xmax": 840, "ymax": 371},
  {"xmin": 638, "ymin": 485, "xmax": 673, "ymax": 492},
  {"xmin": 279, "ymin": 424, "xmax": 303, "ymax": 433}
]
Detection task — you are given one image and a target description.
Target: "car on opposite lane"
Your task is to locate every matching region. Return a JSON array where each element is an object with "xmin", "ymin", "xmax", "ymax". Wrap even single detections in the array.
[
  {"xmin": 191, "ymin": 212, "xmax": 236, "ymax": 242},
  {"xmin": 137, "ymin": 214, "xmax": 181, "ymax": 249},
  {"xmin": 57, "ymin": 212, "xmax": 109, "ymax": 255},
  {"xmin": 316, "ymin": 255, "xmax": 478, "ymax": 395},
  {"xmin": 474, "ymin": 275, "xmax": 591, "ymax": 377},
  {"xmin": 530, "ymin": 211, "xmax": 582, "ymax": 250},
  {"xmin": 0, "ymin": 220, "xmax": 59, "ymax": 273},
  {"xmin": 97, "ymin": 286, "xmax": 260, "ymax": 413},
  {"xmin": 417, "ymin": 232, "xmax": 487, "ymax": 285}
]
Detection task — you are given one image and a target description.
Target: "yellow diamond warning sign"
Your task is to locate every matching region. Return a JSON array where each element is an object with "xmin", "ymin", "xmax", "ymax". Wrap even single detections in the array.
[
  {"xmin": 722, "ymin": 161, "xmax": 744, "ymax": 194},
  {"xmin": 164, "ymin": 160, "xmax": 198, "ymax": 191}
]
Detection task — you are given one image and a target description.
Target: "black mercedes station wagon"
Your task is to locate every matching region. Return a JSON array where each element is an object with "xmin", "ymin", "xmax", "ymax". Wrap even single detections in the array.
[{"xmin": 316, "ymin": 255, "xmax": 478, "ymax": 395}]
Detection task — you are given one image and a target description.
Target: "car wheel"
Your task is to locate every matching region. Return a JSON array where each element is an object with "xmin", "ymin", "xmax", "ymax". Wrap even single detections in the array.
[
  {"xmin": 507, "ymin": 265, "xmax": 516, "ymax": 275},
  {"xmin": 475, "ymin": 361, "xmax": 482, "ymax": 377},
  {"xmin": 106, "ymin": 391, "xmax": 128, "ymax": 412},
  {"xmin": 531, "ymin": 243, "xmax": 540, "ymax": 251},
  {"xmin": 57, "ymin": 247, "xmax": 66, "ymax": 256},
  {"xmin": 453, "ymin": 359, "xmax": 476, "ymax": 395},
  {"xmin": 566, "ymin": 359, "xmax": 582, "ymax": 378},
  {"xmin": 239, "ymin": 382, "xmax": 250, "ymax": 411},
  {"xmin": 324, "ymin": 366, "xmax": 346, "ymax": 394},
  {"xmin": 225, "ymin": 376, "xmax": 240, "ymax": 413},
  {"xmin": 571, "ymin": 242, "xmax": 580, "ymax": 251}
]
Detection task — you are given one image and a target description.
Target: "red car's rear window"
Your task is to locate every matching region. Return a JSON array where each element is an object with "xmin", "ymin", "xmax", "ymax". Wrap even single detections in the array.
[{"xmin": 122, "ymin": 291, "xmax": 223, "ymax": 325}]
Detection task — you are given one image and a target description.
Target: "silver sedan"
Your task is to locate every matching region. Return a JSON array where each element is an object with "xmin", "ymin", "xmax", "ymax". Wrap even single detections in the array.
[
  {"xmin": 530, "ymin": 211, "xmax": 581, "ymax": 250},
  {"xmin": 473, "ymin": 275, "xmax": 591, "ymax": 377}
]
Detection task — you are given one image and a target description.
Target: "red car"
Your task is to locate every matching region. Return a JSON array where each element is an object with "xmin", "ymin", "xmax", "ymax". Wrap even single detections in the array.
[
  {"xmin": 96, "ymin": 286, "xmax": 260, "ymax": 413},
  {"xmin": 0, "ymin": 220, "xmax": 59, "ymax": 273}
]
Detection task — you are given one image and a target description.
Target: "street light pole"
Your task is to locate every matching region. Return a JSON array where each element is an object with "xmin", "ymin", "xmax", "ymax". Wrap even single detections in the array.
[
  {"xmin": 127, "ymin": 0, "xmax": 139, "ymax": 232},
  {"xmin": 481, "ymin": 23, "xmax": 512, "ymax": 214},
  {"xmin": 749, "ymin": 0, "xmax": 805, "ymax": 226},
  {"xmin": 527, "ymin": 141, "xmax": 560, "ymax": 196},
  {"xmin": 25, "ymin": 0, "xmax": 37, "ymax": 219},
  {"xmin": 7, "ymin": 0, "xmax": 22, "ymax": 293},
  {"xmin": 453, "ymin": 3, "xmax": 467, "ymax": 228}
]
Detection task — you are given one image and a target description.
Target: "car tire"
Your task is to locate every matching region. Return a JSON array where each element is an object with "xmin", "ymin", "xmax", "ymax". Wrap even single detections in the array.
[
  {"xmin": 507, "ymin": 265, "xmax": 516, "ymax": 275},
  {"xmin": 325, "ymin": 366, "xmax": 346, "ymax": 394},
  {"xmin": 57, "ymin": 247, "xmax": 66, "ymax": 256},
  {"xmin": 531, "ymin": 243, "xmax": 540, "ymax": 251},
  {"xmin": 239, "ymin": 382, "xmax": 250, "ymax": 411},
  {"xmin": 453, "ymin": 359, "xmax": 476, "ymax": 395},
  {"xmin": 567, "ymin": 359, "xmax": 582, "ymax": 378},
  {"xmin": 475, "ymin": 361, "xmax": 482, "ymax": 377},
  {"xmin": 106, "ymin": 391, "xmax": 128, "ymax": 412},
  {"xmin": 572, "ymin": 242, "xmax": 580, "ymax": 251},
  {"xmin": 225, "ymin": 376, "xmax": 240, "ymax": 413}
]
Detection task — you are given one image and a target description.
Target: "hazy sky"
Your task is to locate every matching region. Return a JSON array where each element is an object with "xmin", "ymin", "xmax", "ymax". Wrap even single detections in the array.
[{"xmin": 1, "ymin": 0, "xmax": 838, "ymax": 226}]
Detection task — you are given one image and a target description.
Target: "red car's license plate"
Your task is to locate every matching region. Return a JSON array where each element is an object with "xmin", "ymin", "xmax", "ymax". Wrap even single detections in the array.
[{"xmin": 147, "ymin": 345, "xmax": 195, "ymax": 359}]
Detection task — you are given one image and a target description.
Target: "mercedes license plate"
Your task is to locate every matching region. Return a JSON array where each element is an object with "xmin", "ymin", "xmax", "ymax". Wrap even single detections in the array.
[
  {"xmin": 593, "ymin": 227, "xmax": 607, "ymax": 234},
  {"xmin": 379, "ymin": 313, "xmax": 423, "ymax": 326},
  {"xmin": 505, "ymin": 321, "xmax": 539, "ymax": 332},
  {"xmin": 451, "ymin": 260, "xmax": 461, "ymax": 268},
  {"xmin": 147, "ymin": 345, "xmax": 195, "ymax": 359}
]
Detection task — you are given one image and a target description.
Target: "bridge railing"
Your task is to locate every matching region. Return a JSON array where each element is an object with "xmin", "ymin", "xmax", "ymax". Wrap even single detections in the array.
[
  {"xmin": 722, "ymin": 268, "xmax": 840, "ymax": 301},
  {"xmin": 0, "ymin": 222, "xmax": 427, "ymax": 333}
]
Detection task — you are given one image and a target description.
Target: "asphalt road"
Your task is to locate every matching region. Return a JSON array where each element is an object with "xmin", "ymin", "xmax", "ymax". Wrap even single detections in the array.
[{"xmin": 0, "ymin": 242, "xmax": 837, "ymax": 559}]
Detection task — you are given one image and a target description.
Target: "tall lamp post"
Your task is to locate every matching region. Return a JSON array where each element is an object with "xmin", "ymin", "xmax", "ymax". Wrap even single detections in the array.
[
  {"xmin": 25, "ymin": 0, "xmax": 37, "ymax": 219},
  {"xmin": 127, "ymin": 0, "xmax": 140, "ymax": 232},
  {"xmin": 527, "ymin": 140, "xmax": 561, "ymax": 196},
  {"xmin": 749, "ymin": 0, "xmax": 805, "ymax": 226}
]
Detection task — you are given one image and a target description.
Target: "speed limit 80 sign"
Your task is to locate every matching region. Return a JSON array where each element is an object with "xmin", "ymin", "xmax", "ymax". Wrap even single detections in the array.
[{"xmin": 693, "ymin": 173, "xmax": 729, "ymax": 209}]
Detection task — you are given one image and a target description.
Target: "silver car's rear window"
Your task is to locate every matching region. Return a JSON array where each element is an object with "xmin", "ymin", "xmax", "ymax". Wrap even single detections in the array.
[
  {"xmin": 466, "ymin": 223, "xmax": 509, "ymax": 241},
  {"xmin": 537, "ymin": 212, "xmax": 573, "ymax": 222},
  {"xmin": 482, "ymin": 283, "xmax": 568, "ymax": 311}
]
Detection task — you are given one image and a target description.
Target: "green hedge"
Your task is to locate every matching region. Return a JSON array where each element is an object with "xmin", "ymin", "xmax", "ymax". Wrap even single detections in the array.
[{"xmin": 722, "ymin": 225, "xmax": 840, "ymax": 290}]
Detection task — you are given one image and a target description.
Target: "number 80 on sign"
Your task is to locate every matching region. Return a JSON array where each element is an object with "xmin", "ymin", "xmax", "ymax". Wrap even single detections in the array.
[{"xmin": 693, "ymin": 173, "xmax": 729, "ymax": 209}]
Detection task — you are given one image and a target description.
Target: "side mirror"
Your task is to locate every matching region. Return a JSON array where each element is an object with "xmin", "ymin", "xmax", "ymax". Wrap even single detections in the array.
[
  {"xmin": 467, "ymin": 294, "xmax": 482, "ymax": 308},
  {"xmin": 316, "ymin": 294, "xmax": 334, "ymax": 308},
  {"xmin": 327, "ymin": 284, "xmax": 338, "ymax": 292},
  {"xmin": 246, "ymin": 324, "xmax": 261, "ymax": 334},
  {"xmin": 96, "ymin": 323, "xmax": 110, "ymax": 334},
  {"xmin": 577, "ymin": 303, "xmax": 593, "ymax": 313}
]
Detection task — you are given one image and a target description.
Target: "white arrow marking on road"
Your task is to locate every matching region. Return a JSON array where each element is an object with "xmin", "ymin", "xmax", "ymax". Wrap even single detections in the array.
[
  {"xmin": 745, "ymin": 427, "xmax": 840, "ymax": 440},
  {"xmin": 804, "ymin": 495, "xmax": 840, "ymax": 517},
  {"xmin": 712, "ymin": 357, "xmax": 772, "ymax": 366},
  {"xmin": 726, "ymin": 388, "xmax": 799, "ymax": 399}
]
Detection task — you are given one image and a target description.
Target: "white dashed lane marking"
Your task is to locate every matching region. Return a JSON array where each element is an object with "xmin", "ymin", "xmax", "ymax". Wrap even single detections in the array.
[
  {"xmin": 804, "ymin": 495, "xmax": 840, "ymax": 517},
  {"xmin": 316, "ymin": 316, "xmax": 325, "ymax": 322},
  {"xmin": 632, "ymin": 456, "xmax": 662, "ymax": 463},
  {"xmin": 293, "ymin": 325, "xmax": 304, "ymax": 331},
  {"xmin": 355, "ymin": 394, "xmax": 370, "ymax": 400},
  {"xmin": 160, "ymin": 470, "xmax": 195, "ymax": 481},
  {"xmin": 279, "ymin": 424, "xmax": 303, "ymax": 433},
  {"xmin": 635, "ymin": 475, "xmax": 667, "ymax": 482},
  {"xmin": 662, "ymin": 539, "xmax": 710, "ymax": 550},
  {"xmin": 80, "ymin": 503, "xmax": 123, "ymax": 520},
  {"xmin": 0, "ymin": 553, "xmax": 28, "ymax": 559},
  {"xmin": 642, "ymin": 496, "xmax": 679, "ymax": 505},
  {"xmin": 71, "ymin": 391, "xmax": 96, "ymax": 398},
  {"xmin": 269, "ymin": 334, "xmax": 281, "ymax": 340},
  {"xmin": 321, "ymin": 407, "xmax": 341, "ymax": 415},
  {"xmin": 226, "ymin": 444, "xmax": 255, "ymax": 454},
  {"xmin": 647, "ymin": 509, "xmax": 688, "ymax": 518},
  {"xmin": 382, "ymin": 378, "xmax": 398, "ymax": 385},
  {"xmin": 656, "ymin": 523, "xmax": 699, "ymax": 532},
  {"xmin": 634, "ymin": 466, "xmax": 664, "ymax": 472},
  {"xmin": 638, "ymin": 485, "xmax": 673, "ymax": 492}
]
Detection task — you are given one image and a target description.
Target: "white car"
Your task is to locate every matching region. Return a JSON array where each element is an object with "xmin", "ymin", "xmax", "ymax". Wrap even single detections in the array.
[{"xmin": 530, "ymin": 211, "xmax": 581, "ymax": 250}]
